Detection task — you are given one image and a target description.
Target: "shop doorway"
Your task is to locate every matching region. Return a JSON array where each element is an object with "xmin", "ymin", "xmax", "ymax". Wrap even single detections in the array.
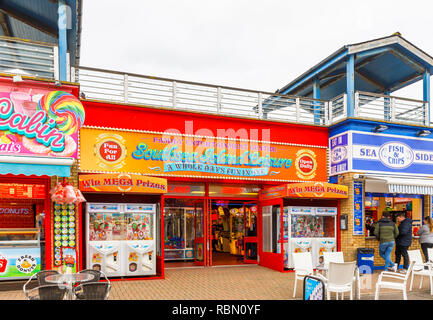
[
  {"xmin": 163, "ymin": 198, "xmax": 205, "ymax": 268},
  {"xmin": 163, "ymin": 197, "xmax": 258, "ymax": 267},
  {"xmin": 209, "ymin": 200, "xmax": 258, "ymax": 266}
]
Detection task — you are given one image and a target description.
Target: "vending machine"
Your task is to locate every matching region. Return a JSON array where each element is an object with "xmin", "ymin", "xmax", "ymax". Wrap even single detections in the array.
[
  {"xmin": 285, "ymin": 206, "xmax": 337, "ymax": 269},
  {"xmin": 87, "ymin": 203, "xmax": 157, "ymax": 277}
]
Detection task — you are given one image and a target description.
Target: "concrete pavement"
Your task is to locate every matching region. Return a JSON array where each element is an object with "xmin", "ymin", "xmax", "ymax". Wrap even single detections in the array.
[{"xmin": 0, "ymin": 265, "xmax": 431, "ymax": 300}]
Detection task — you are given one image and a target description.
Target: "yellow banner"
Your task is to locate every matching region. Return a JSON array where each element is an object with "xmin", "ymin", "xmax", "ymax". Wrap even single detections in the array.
[
  {"xmin": 79, "ymin": 173, "xmax": 167, "ymax": 194},
  {"xmin": 260, "ymin": 181, "xmax": 348, "ymax": 200}
]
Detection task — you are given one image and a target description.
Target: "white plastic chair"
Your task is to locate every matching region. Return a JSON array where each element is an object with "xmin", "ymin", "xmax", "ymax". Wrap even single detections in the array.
[
  {"xmin": 320, "ymin": 261, "xmax": 357, "ymax": 300},
  {"xmin": 375, "ymin": 260, "xmax": 415, "ymax": 300},
  {"xmin": 408, "ymin": 249, "xmax": 433, "ymax": 295},
  {"xmin": 323, "ymin": 252, "xmax": 344, "ymax": 269},
  {"xmin": 322, "ymin": 251, "xmax": 361, "ymax": 299},
  {"xmin": 427, "ymin": 248, "xmax": 433, "ymax": 263},
  {"xmin": 292, "ymin": 252, "xmax": 314, "ymax": 298}
]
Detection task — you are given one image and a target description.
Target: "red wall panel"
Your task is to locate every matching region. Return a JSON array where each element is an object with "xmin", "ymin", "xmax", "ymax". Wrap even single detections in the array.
[{"xmin": 81, "ymin": 100, "xmax": 329, "ymax": 146}]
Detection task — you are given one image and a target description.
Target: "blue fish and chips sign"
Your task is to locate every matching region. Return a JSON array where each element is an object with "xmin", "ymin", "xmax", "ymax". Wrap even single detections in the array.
[{"xmin": 330, "ymin": 131, "xmax": 433, "ymax": 176}]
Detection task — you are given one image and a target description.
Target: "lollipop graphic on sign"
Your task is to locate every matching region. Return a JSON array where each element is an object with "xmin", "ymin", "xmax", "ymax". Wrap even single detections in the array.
[
  {"xmin": 23, "ymin": 91, "xmax": 85, "ymax": 157},
  {"xmin": 38, "ymin": 91, "xmax": 85, "ymax": 135}
]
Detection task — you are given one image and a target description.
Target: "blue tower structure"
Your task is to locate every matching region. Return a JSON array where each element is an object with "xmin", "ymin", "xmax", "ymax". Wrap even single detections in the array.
[
  {"xmin": 277, "ymin": 33, "xmax": 433, "ymax": 125},
  {"xmin": 0, "ymin": 0, "xmax": 82, "ymax": 81},
  {"xmin": 275, "ymin": 33, "xmax": 433, "ymax": 264}
]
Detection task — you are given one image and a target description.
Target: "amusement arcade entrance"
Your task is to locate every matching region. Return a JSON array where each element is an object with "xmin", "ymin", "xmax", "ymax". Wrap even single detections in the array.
[{"xmin": 163, "ymin": 182, "xmax": 259, "ymax": 268}]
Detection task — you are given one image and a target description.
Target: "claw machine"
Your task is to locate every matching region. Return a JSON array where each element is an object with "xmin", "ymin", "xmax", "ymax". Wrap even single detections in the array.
[
  {"xmin": 259, "ymin": 182, "xmax": 348, "ymax": 272},
  {"xmin": 87, "ymin": 203, "xmax": 157, "ymax": 277},
  {"xmin": 312, "ymin": 207, "xmax": 338, "ymax": 267},
  {"xmin": 87, "ymin": 203, "xmax": 123, "ymax": 277},
  {"xmin": 123, "ymin": 204, "xmax": 156, "ymax": 276},
  {"xmin": 286, "ymin": 206, "xmax": 314, "ymax": 268},
  {"xmin": 287, "ymin": 206, "xmax": 337, "ymax": 268},
  {"xmin": 80, "ymin": 173, "xmax": 167, "ymax": 279}
]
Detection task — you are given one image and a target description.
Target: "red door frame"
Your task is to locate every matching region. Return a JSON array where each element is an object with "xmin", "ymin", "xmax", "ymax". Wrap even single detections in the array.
[
  {"xmin": 208, "ymin": 197, "xmax": 258, "ymax": 266},
  {"xmin": 243, "ymin": 201, "xmax": 258, "ymax": 264},
  {"xmin": 259, "ymin": 198, "xmax": 284, "ymax": 272},
  {"xmin": 194, "ymin": 199, "xmax": 206, "ymax": 266},
  {"xmin": 162, "ymin": 195, "xmax": 207, "ymax": 266},
  {"xmin": 0, "ymin": 175, "xmax": 52, "ymax": 268},
  {"xmin": 162, "ymin": 194, "xmax": 259, "ymax": 267}
]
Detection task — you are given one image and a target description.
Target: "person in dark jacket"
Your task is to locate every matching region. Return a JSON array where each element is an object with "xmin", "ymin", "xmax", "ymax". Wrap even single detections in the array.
[
  {"xmin": 374, "ymin": 211, "xmax": 399, "ymax": 271},
  {"xmin": 394, "ymin": 212, "xmax": 413, "ymax": 273}
]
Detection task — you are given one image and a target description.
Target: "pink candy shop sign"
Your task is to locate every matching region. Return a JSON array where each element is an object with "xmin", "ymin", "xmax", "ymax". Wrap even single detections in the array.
[{"xmin": 0, "ymin": 91, "xmax": 85, "ymax": 158}]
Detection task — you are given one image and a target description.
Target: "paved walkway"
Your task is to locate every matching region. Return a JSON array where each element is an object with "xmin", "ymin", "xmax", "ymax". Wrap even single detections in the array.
[{"xmin": 1, "ymin": 265, "xmax": 432, "ymax": 300}]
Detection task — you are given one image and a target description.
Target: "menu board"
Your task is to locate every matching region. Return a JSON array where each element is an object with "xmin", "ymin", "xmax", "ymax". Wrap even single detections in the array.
[
  {"xmin": 0, "ymin": 183, "xmax": 45, "ymax": 199},
  {"xmin": 303, "ymin": 276, "xmax": 325, "ymax": 300},
  {"xmin": 353, "ymin": 181, "xmax": 364, "ymax": 235}
]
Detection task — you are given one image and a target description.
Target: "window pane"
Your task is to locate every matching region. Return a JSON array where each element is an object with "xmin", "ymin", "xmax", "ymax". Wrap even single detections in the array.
[
  {"xmin": 209, "ymin": 184, "xmax": 259, "ymax": 198},
  {"xmin": 166, "ymin": 182, "xmax": 205, "ymax": 197},
  {"xmin": 262, "ymin": 205, "xmax": 279, "ymax": 253}
]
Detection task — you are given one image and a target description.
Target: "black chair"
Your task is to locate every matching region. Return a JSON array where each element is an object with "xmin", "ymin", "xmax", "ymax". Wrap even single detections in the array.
[
  {"xmin": 36, "ymin": 270, "xmax": 61, "ymax": 285},
  {"xmin": 73, "ymin": 282, "xmax": 111, "ymax": 300},
  {"xmin": 24, "ymin": 284, "xmax": 67, "ymax": 300},
  {"xmin": 23, "ymin": 270, "xmax": 61, "ymax": 296},
  {"xmin": 78, "ymin": 269, "xmax": 101, "ymax": 283}
]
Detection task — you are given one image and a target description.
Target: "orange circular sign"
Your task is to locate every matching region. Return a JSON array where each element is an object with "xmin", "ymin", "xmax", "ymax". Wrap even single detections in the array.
[
  {"xmin": 298, "ymin": 155, "xmax": 315, "ymax": 174},
  {"xmin": 99, "ymin": 141, "xmax": 122, "ymax": 162}
]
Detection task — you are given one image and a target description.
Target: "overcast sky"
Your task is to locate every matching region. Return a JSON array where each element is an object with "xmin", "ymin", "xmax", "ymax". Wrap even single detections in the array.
[{"xmin": 80, "ymin": 0, "xmax": 433, "ymax": 99}]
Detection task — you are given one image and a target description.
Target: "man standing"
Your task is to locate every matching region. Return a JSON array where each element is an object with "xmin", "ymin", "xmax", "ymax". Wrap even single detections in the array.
[
  {"xmin": 374, "ymin": 211, "xmax": 399, "ymax": 272},
  {"xmin": 395, "ymin": 212, "xmax": 413, "ymax": 273}
]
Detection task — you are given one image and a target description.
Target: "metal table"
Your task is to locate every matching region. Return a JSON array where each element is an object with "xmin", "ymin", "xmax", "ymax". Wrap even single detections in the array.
[{"xmin": 45, "ymin": 273, "xmax": 94, "ymax": 300}]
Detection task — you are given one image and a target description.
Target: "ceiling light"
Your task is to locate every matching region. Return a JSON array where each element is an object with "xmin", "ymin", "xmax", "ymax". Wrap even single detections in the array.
[
  {"xmin": 373, "ymin": 124, "xmax": 388, "ymax": 132},
  {"xmin": 417, "ymin": 129, "xmax": 431, "ymax": 137}
]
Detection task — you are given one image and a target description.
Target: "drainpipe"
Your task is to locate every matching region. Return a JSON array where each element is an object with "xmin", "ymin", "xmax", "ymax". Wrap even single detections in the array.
[{"xmin": 58, "ymin": 0, "xmax": 68, "ymax": 81}]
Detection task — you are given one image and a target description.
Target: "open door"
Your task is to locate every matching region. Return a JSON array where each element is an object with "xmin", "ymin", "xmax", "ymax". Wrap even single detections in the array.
[
  {"xmin": 259, "ymin": 199, "xmax": 284, "ymax": 272},
  {"xmin": 243, "ymin": 202, "xmax": 258, "ymax": 264},
  {"xmin": 193, "ymin": 200, "xmax": 205, "ymax": 266}
]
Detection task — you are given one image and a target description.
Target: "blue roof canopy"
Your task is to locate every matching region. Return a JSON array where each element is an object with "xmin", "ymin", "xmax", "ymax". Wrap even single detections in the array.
[
  {"xmin": 278, "ymin": 34, "xmax": 433, "ymax": 101},
  {"xmin": 0, "ymin": 0, "xmax": 82, "ymax": 66}
]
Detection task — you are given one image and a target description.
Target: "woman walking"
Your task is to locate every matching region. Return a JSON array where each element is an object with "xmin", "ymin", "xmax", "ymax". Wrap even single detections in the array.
[{"xmin": 418, "ymin": 216, "xmax": 433, "ymax": 263}]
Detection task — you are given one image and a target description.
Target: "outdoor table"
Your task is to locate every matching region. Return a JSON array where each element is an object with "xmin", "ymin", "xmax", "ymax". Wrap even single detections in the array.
[{"xmin": 45, "ymin": 273, "xmax": 94, "ymax": 300}]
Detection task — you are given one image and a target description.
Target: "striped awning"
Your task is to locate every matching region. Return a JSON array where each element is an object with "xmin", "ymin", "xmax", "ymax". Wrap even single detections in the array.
[
  {"xmin": 0, "ymin": 155, "xmax": 74, "ymax": 177},
  {"xmin": 364, "ymin": 176, "xmax": 433, "ymax": 195}
]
